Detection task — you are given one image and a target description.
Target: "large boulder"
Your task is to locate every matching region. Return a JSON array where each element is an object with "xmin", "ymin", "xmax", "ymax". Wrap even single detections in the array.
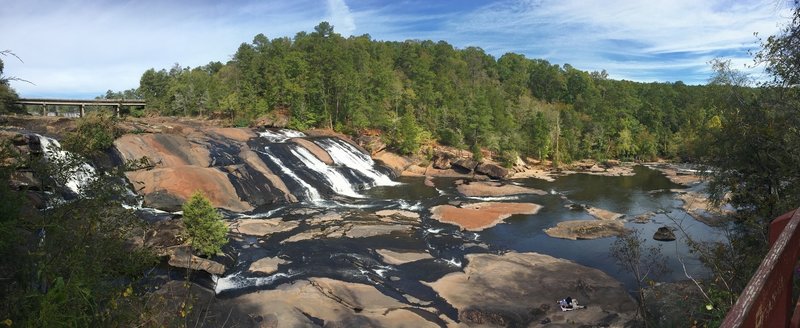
[
  {"xmin": 476, "ymin": 162, "xmax": 510, "ymax": 179},
  {"xmin": 451, "ymin": 158, "xmax": 478, "ymax": 172},
  {"xmin": 653, "ymin": 226, "xmax": 676, "ymax": 241},
  {"xmin": 252, "ymin": 109, "xmax": 290, "ymax": 128},
  {"xmin": 355, "ymin": 135, "xmax": 386, "ymax": 155}
]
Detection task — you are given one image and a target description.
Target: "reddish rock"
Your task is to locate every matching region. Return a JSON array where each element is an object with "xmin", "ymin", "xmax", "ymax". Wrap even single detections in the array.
[
  {"xmin": 126, "ymin": 166, "xmax": 253, "ymax": 212},
  {"xmin": 115, "ymin": 134, "xmax": 210, "ymax": 168},
  {"xmin": 430, "ymin": 202, "xmax": 542, "ymax": 231}
]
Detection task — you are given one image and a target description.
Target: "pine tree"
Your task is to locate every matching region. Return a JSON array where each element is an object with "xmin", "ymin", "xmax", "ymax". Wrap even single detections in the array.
[{"xmin": 182, "ymin": 191, "xmax": 228, "ymax": 256}]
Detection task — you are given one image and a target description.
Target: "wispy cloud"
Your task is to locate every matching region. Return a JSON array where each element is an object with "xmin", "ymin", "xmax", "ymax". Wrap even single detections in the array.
[
  {"xmin": 1, "ymin": 0, "xmax": 792, "ymax": 98},
  {"xmin": 326, "ymin": 0, "xmax": 356, "ymax": 36}
]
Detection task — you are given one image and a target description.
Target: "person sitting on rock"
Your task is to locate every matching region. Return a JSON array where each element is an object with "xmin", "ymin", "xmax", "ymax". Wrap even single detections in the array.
[
  {"xmin": 558, "ymin": 296, "xmax": 573, "ymax": 311},
  {"xmin": 558, "ymin": 297, "xmax": 586, "ymax": 311}
]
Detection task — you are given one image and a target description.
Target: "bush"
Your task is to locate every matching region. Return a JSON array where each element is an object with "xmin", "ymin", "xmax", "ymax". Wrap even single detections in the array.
[
  {"xmin": 63, "ymin": 112, "xmax": 121, "ymax": 157},
  {"xmin": 181, "ymin": 191, "xmax": 227, "ymax": 256}
]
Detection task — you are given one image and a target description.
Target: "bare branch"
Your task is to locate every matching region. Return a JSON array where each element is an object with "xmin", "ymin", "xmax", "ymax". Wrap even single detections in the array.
[{"xmin": 0, "ymin": 50, "xmax": 25, "ymax": 64}]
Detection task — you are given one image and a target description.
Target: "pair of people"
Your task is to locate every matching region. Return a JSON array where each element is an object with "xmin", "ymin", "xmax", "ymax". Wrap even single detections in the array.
[{"xmin": 558, "ymin": 296, "xmax": 585, "ymax": 311}]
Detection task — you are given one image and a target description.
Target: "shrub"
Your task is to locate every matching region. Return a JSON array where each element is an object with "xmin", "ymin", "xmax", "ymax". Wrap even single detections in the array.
[
  {"xmin": 63, "ymin": 112, "xmax": 121, "ymax": 157},
  {"xmin": 181, "ymin": 191, "xmax": 228, "ymax": 256}
]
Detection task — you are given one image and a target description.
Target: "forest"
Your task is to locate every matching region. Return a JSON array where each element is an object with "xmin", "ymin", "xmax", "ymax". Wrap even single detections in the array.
[{"xmin": 107, "ymin": 22, "xmax": 739, "ymax": 165}]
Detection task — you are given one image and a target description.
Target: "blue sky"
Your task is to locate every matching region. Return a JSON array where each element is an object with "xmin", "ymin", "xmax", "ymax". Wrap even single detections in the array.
[{"xmin": 1, "ymin": 0, "xmax": 792, "ymax": 98}]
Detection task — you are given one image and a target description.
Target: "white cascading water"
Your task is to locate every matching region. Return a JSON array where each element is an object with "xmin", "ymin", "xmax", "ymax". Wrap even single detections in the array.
[
  {"xmin": 257, "ymin": 148, "xmax": 322, "ymax": 202},
  {"xmin": 315, "ymin": 138, "xmax": 400, "ymax": 187},
  {"xmin": 288, "ymin": 146, "xmax": 363, "ymax": 198},
  {"xmin": 37, "ymin": 135, "xmax": 96, "ymax": 195},
  {"xmin": 258, "ymin": 129, "xmax": 306, "ymax": 143}
]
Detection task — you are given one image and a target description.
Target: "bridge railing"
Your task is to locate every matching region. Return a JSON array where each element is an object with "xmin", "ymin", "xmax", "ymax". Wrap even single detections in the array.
[
  {"xmin": 721, "ymin": 208, "xmax": 800, "ymax": 328},
  {"xmin": 16, "ymin": 98, "xmax": 146, "ymax": 118}
]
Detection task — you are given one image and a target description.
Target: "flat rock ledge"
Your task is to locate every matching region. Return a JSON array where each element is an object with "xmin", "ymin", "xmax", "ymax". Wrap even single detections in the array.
[
  {"xmin": 544, "ymin": 220, "xmax": 628, "ymax": 240},
  {"xmin": 228, "ymin": 217, "xmax": 299, "ymax": 237},
  {"xmin": 375, "ymin": 249, "xmax": 434, "ymax": 265},
  {"xmin": 430, "ymin": 202, "xmax": 542, "ymax": 231},
  {"xmin": 424, "ymin": 252, "xmax": 638, "ymax": 327},
  {"xmin": 456, "ymin": 180, "xmax": 547, "ymax": 197},
  {"xmin": 587, "ymin": 206, "xmax": 625, "ymax": 220},
  {"xmin": 248, "ymin": 257, "xmax": 290, "ymax": 275}
]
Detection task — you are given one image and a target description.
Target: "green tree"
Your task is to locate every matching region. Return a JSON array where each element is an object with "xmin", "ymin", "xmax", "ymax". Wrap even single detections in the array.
[
  {"xmin": 0, "ymin": 50, "xmax": 24, "ymax": 114},
  {"xmin": 182, "ymin": 191, "xmax": 228, "ymax": 257},
  {"xmin": 62, "ymin": 112, "xmax": 121, "ymax": 157}
]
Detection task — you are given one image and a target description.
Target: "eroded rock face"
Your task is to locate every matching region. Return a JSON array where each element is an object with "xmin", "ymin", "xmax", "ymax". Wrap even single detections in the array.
[
  {"xmin": 430, "ymin": 202, "xmax": 542, "ymax": 231},
  {"xmin": 127, "ymin": 166, "xmax": 252, "ymax": 212},
  {"xmin": 424, "ymin": 252, "xmax": 637, "ymax": 327}
]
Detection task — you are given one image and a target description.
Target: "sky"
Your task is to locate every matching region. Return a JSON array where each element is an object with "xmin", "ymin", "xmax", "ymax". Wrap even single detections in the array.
[{"xmin": 0, "ymin": 0, "xmax": 794, "ymax": 99}]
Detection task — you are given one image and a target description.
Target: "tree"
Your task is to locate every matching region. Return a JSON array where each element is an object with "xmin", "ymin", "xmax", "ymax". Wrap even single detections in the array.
[
  {"xmin": 62, "ymin": 112, "xmax": 121, "ymax": 157},
  {"xmin": 0, "ymin": 50, "xmax": 26, "ymax": 114},
  {"xmin": 181, "ymin": 191, "xmax": 228, "ymax": 257},
  {"xmin": 610, "ymin": 229, "xmax": 669, "ymax": 327}
]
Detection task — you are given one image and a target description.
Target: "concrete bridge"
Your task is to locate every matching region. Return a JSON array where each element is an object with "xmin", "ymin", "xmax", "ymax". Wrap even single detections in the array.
[{"xmin": 15, "ymin": 98, "xmax": 146, "ymax": 117}]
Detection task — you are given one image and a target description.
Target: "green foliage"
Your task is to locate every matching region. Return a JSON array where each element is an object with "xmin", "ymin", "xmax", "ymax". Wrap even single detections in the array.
[
  {"xmin": 63, "ymin": 112, "xmax": 121, "ymax": 157},
  {"xmin": 182, "ymin": 191, "xmax": 228, "ymax": 256},
  {"xmin": 121, "ymin": 21, "xmax": 731, "ymax": 164},
  {"xmin": 393, "ymin": 109, "xmax": 425, "ymax": 155},
  {"xmin": 611, "ymin": 229, "xmax": 669, "ymax": 326},
  {"xmin": 0, "ymin": 142, "xmax": 157, "ymax": 327}
]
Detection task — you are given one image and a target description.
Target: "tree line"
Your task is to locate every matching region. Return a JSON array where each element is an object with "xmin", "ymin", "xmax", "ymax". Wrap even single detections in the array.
[{"xmin": 121, "ymin": 22, "xmax": 733, "ymax": 164}]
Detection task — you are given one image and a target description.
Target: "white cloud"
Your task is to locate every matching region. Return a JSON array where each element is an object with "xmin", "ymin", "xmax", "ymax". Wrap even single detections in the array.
[{"xmin": 326, "ymin": 0, "xmax": 356, "ymax": 36}]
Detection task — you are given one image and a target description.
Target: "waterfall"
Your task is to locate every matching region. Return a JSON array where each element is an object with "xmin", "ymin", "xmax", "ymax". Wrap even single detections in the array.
[
  {"xmin": 37, "ymin": 135, "xmax": 96, "ymax": 196},
  {"xmin": 258, "ymin": 129, "xmax": 306, "ymax": 143},
  {"xmin": 288, "ymin": 146, "xmax": 364, "ymax": 198},
  {"xmin": 315, "ymin": 138, "xmax": 399, "ymax": 187},
  {"xmin": 257, "ymin": 148, "xmax": 322, "ymax": 202}
]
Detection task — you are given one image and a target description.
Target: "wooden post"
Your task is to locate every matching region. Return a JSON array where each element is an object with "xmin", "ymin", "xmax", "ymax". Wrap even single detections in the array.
[{"xmin": 80, "ymin": 104, "xmax": 85, "ymax": 118}]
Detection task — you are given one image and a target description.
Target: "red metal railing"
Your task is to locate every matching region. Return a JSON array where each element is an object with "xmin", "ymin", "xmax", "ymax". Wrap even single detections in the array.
[{"xmin": 721, "ymin": 208, "xmax": 800, "ymax": 328}]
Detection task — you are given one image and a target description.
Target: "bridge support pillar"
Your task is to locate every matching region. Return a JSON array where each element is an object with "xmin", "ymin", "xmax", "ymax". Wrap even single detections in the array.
[
  {"xmin": 115, "ymin": 105, "xmax": 120, "ymax": 118},
  {"xmin": 80, "ymin": 104, "xmax": 85, "ymax": 118},
  {"xmin": 40, "ymin": 104, "xmax": 46, "ymax": 116}
]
